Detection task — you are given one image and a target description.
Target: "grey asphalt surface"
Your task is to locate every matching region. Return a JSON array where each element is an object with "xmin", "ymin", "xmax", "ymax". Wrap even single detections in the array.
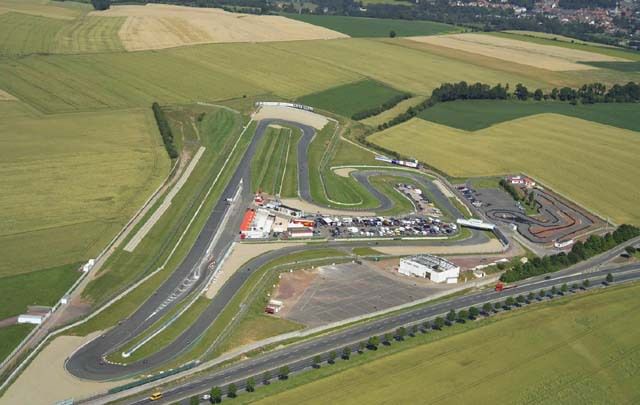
[
  {"xmin": 117, "ymin": 256, "xmax": 640, "ymax": 405},
  {"xmin": 67, "ymin": 118, "xmax": 489, "ymax": 381}
]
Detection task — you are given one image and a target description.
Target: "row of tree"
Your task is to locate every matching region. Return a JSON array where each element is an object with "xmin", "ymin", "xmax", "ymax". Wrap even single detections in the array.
[
  {"xmin": 513, "ymin": 82, "xmax": 640, "ymax": 104},
  {"xmin": 151, "ymin": 102, "xmax": 179, "ymax": 159},
  {"xmin": 500, "ymin": 225, "xmax": 639, "ymax": 283},
  {"xmin": 351, "ymin": 92, "xmax": 411, "ymax": 120}
]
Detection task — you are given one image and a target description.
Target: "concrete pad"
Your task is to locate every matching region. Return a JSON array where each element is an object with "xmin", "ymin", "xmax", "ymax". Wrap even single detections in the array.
[
  {"xmin": 205, "ymin": 242, "xmax": 303, "ymax": 299},
  {"xmin": 253, "ymin": 106, "xmax": 328, "ymax": 130},
  {"xmin": 1, "ymin": 333, "xmax": 125, "ymax": 405}
]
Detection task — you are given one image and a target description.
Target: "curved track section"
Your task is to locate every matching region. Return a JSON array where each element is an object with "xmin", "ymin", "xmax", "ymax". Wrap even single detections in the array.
[
  {"xmin": 485, "ymin": 189, "xmax": 594, "ymax": 244},
  {"xmin": 67, "ymin": 117, "xmax": 487, "ymax": 380}
]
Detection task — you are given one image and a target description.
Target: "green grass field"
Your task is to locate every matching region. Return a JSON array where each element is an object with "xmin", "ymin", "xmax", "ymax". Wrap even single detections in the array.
[
  {"xmin": 251, "ymin": 126, "xmax": 300, "ymax": 197},
  {"xmin": 0, "ymin": 12, "xmax": 124, "ymax": 56},
  {"xmin": 72, "ymin": 108, "xmax": 254, "ymax": 336},
  {"xmin": 0, "ymin": 105, "xmax": 170, "ymax": 278},
  {"xmin": 582, "ymin": 61, "xmax": 640, "ymax": 72},
  {"xmin": 307, "ymin": 123, "xmax": 380, "ymax": 208},
  {"xmin": 80, "ymin": 108, "xmax": 250, "ymax": 307},
  {"xmin": 368, "ymin": 175, "xmax": 416, "ymax": 216},
  {"xmin": 0, "ymin": 262, "xmax": 81, "ymax": 320},
  {"xmin": 248, "ymin": 281, "xmax": 640, "ymax": 405},
  {"xmin": 0, "ymin": 324, "xmax": 34, "ymax": 363},
  {"xmin": 297, "ymin": 79, "xmax": 406, "ymax": 118},
  {"xmin": 283, "ymin": 14, "xmax": 461, "ymax": 38},
  {"xmin": 419, "ymin": 100, "xmax": 640, "ymax": 131},
  {"xmin": 370, "ymin": 114, "xmax": 640, "ymax": 225}
]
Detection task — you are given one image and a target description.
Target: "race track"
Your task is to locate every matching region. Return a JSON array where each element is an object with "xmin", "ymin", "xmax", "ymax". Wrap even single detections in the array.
[{"xmin": 66, "ymin": 114, "xmax": 491, "ymax": 380}]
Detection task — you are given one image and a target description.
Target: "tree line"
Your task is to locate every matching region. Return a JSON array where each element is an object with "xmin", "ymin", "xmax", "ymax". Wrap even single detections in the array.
[
  {"xmin": 374, "ymin": 80, "xmax": 640, "ymax": 131},
  {"xmin": 351, "ymin": 93, "xmax": 411, "ymax": 120},
  {"xmin": 151, "ymin": 102, "xmax": 179, "ymax": 159},
  {"xmin": 513, "ymin": 81, "xmax": 640, "ymax": 104},
  {"xmin": 500, "ymin": 224, "xmax": 640, "ymax": 283},
  {"xmin": 375, "ymin": 81, "xmax": 509, "ymax": 130}
]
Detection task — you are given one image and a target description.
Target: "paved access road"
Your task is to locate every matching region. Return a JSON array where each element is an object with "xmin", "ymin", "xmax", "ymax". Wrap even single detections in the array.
[
  {"xmin": 116, "ymin": 261, "xmax": 640, "ymax": 405},
  {"xmin": 67, "ymin": 118, "xmax": 489, "ymax": 381}
]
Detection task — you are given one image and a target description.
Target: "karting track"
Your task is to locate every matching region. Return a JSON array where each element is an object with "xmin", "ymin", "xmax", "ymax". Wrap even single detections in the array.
[
  {"xmin": 66, "ymin": 115, "xmax": 490, "ymax": 381},
  {"xmin": 483, "ymin": 188, "xmax": 596, "ymax": 244}
]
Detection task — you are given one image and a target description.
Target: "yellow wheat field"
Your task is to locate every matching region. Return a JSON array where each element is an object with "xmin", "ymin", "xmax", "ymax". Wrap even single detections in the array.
[
  {"xmin": 408, "ymin": 33, "xmax": 628, "ymax": 71},
  {"xmin": 91, "ymin": 4, "xmax": 348, "ymax": 51}
]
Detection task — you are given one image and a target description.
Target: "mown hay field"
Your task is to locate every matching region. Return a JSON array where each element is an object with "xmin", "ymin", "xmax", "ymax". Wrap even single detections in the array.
[
  {"xmin": 408, "ymin": 33, "xmax": 627, "ymax": 71},
  {"xmin": 92, "ymin": 4, "xmax": 346, "ymax": 51},
  {"xmin": 283, "ymin": 13, "xmax": 461, "ymax": 37},
  {"xmin": 369, "ymin": 114, "xmax": 640, "ymax": 225},
  {"xmin": 297, "ymin": 79, "xmax": 406, "ymax": 117},
  {"xmin": 0, "ymin": 104, "xmax": 170, "ymax": 277},
  {"xmin": 255, "ymin": 282, "xmax": 640, "ymax": 405},
  {"xmin": 2, "ymin": 36, "xmax": 636, "ymax": 114}
]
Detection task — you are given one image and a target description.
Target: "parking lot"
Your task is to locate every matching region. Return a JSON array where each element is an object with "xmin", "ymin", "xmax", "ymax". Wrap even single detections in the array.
[
  {"xmin": 277, "ymin": 262, "xmax": 450, "ymax": 327},
  {"xmin": 317, "ymin": 215, "xmax": 457, "ymax": 239}
]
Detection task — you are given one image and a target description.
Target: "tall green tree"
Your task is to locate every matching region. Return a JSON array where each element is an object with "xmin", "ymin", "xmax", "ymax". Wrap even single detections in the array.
[
  {"xmin": 246, "ymin": 377, "xmax": 256, "ymax": 392},
  {"xmin": 210, "ymin": 387, "xmax": 222, "ymax": 404},
  {"xmin": 279, "ymin": 365, "xmax": 290, "ymax": 380},
  {"xmin": 227, "ymin": 383, "xmax": 237, "ymax": 398}
]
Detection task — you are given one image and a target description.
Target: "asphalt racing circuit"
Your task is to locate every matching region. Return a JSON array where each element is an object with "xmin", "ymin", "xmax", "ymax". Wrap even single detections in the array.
[
  {"xmin": 66, "ymin": 112, "xmax": 491, "ymax": 381},
  {"xmin": 483, "ymin": 188, "xmax": 597, "ymax": 244}
]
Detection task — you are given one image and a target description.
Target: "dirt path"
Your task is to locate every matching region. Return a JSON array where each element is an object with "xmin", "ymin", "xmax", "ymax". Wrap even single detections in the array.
[{"xmin": 1, "ymin": 333, "xmax": 126, "ymax": 405}]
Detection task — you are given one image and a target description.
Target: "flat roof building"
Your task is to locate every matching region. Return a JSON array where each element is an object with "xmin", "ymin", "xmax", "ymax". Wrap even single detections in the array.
[{"xmin": 399, "ymin": 254, "xmax": 460, "ymax": 284}]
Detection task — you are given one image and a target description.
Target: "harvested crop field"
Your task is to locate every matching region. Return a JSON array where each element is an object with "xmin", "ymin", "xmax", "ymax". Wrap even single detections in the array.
[
  {"xmin": 92, "ymin": 4, "xmax": 347, "ymax": 51},
  {"xmin": 369, "ymin": 114, "xmax": 640, "ymax": 225},
  {"xmin": 408, "ymin": 33, "xmax": 627, "ymax": 71}
]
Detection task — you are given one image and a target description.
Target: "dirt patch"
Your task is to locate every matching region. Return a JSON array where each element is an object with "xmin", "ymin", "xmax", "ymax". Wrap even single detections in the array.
[
  {"xmin": 433, "ymin": 179, "xmax": 454, "ymax": 198},
  {"xmin": 1, "ymin": 333, "xmax": 125, "ymax": 405},
  {"xmin": 0, "ymin": 315, "xmax": 17, "ymax": 328},
  {"xmin": 333, "ymin": 167, "xmax": 355, "ymax": 178},
  {"xmin": 272, "ymin": 269, "xmax": 317, "ymax": 318},
  {"xmin": 376, "ymin": 239, "xmax": 504, "ymax": 256},
  {"xmin": 279, "ymin": 198, "xmax": 375, "ymax": 216},
  {"xmin": 0, "ymin": 89, "xmax": 16, "ymax": 101},
  {"xmin": 253, "ymin": 105, "xmax": 329, "ymax": 130},
  {"xmin": 91, "ymin": 4, "xmax": 347, "ymax": 51},
  {"xmin": 205, "ymin": 242, "xmax": 303, "ymax": 299},
  {"xmin": 408, "ymin": 33, "xmax": 626, "ymax": 71}
]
